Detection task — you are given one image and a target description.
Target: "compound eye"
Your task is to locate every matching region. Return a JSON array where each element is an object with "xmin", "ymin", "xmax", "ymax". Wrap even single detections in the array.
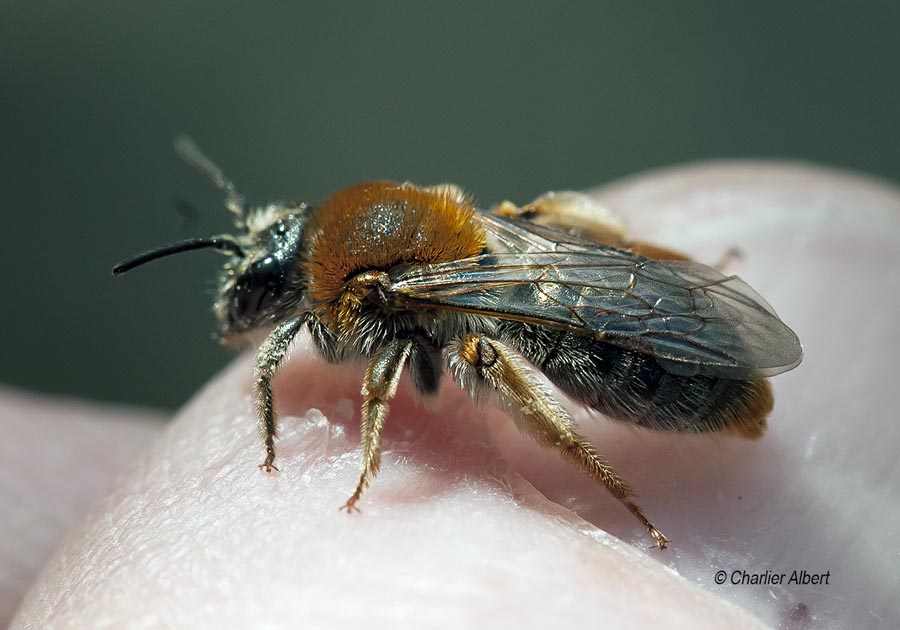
[{"xmin": 231, "ymin": 255, "xmax": 287, "ymax": 323}]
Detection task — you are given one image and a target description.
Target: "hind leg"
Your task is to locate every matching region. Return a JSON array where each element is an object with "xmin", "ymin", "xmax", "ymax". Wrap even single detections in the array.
[{"xmin": 447, "ymin": 333, "xmax": 669, "ymax": 549}]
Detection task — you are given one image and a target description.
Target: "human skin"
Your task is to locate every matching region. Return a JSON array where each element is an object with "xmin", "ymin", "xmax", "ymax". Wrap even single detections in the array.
[{"xmin": 7, "ymin": 163, "xmax": 900, "ymax": 629}]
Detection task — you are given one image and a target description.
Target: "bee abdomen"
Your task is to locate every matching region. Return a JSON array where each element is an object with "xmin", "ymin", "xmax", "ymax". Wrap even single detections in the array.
[{"xmin": 499, "ymin": 322, "xmax": 772, "ymax": 438}]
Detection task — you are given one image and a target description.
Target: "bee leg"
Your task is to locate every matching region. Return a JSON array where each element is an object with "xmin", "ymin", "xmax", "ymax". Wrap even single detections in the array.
[
  {"xmin": 624, "ymin": 241, "xmax": 691, "ymax": 262},
  {"xmin": 627, "ymin": 242, "xmax": 746, "ymax": 270},
  {"xmin": 448, "ymin": 334, "xmax": 669, "ymax": 550},
  {"xmin": 254, "ymin": 315, "xmax": 307, "ymax": 473},
  {"xmin": 340, "ymin": 339, "xmax": 414, "ymax": 513},
  {"xmin": 710, "ymin": 246, "xmax": 743, "ymax": 272}
]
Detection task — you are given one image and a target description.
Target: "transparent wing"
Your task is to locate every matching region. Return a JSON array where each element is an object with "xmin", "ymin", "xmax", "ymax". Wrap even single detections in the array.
[
  {"xmin": 390, "ymin": 226, "xmax": 802, "ymax": 378},
  {"xmin": 475, "ymin": 210, "xmax": 606, "ymax": 253}
]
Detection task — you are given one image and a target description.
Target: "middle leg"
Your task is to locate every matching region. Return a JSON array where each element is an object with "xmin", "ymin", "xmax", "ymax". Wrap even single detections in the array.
[
  {"xmin": 448, "ymin": 333, "xmax": 669, "ymax": 549},
  {"xmin": 340, "ymin": 338, "xmax": 414, "ymax": 512}
]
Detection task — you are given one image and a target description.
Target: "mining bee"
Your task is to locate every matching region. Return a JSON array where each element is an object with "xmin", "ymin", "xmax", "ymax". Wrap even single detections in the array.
[{"xmin": 114, "ymin": 138, "xmax": 803, "ymax": 549}]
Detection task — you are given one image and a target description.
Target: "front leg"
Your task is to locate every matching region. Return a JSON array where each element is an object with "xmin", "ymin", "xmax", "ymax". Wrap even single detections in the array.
[
  {"xmin": 341, "ymin": 339, "xmax": 414, "ymax": 512},
  {"xmin": 447, "ymin": 333, "xmax": 669, "ymax": 550},
  {"xmin": 254, "ymin": 315, "xmax": 307, "ymax": 472}
]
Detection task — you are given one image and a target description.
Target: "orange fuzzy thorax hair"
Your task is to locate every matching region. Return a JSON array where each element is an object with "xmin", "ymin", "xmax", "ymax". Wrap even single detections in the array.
[{"xmin": 303, "ymin": 181, "xmax": 486, "ymax": 319}]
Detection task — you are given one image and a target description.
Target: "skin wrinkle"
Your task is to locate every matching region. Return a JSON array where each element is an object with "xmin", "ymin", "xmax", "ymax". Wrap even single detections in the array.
[{"xmin": 7, "ymin": 162, "xmax": 900, "ymax": 629}]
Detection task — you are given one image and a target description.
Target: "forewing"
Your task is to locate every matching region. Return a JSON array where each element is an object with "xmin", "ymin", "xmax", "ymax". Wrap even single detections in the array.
[{"xmin": 390, "ymin": 249, "xmax": 802, "ymax": 379}]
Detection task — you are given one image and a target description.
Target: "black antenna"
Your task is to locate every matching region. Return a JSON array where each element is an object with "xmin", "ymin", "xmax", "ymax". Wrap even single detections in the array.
[
  {"xmin": 112, "ymin": 236, "xmax": 244, "ymax": 276},
  {"xmin": 174, "ymin": 135, "xmax": 246, "ymax": 220}
]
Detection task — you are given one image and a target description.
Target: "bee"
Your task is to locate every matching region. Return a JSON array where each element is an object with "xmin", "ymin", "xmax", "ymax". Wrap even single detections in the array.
[{"xmin": 114, "ymin": 138, "xmax": 803, "ymax": 550}]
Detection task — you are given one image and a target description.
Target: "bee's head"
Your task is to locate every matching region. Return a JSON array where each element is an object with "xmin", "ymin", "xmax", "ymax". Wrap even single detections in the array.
[
  {"xmin": 112, "ymin": 136, "xmax": 311, "ymax": 344},
  {"xmin": 213, "ymin": 204, "xmax": 309, "ymax": 339}
]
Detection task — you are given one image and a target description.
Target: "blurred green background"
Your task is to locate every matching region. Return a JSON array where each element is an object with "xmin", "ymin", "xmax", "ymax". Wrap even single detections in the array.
[{"xmin": 2, "ymin": 2, "xmax": 898, "ymax": 410}]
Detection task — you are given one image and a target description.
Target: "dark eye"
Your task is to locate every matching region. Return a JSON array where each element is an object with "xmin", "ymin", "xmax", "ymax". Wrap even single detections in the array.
[{"xmin": 230, "ymin": 255, "xmax": 288, "ymax": 323}]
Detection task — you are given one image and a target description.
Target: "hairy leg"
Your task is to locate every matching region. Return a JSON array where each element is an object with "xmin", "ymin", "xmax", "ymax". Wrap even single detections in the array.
[
  {"xmin": 447, "ymin": 333, "xmax": 668, "ymax": 549},
  {"xmin": 254, "ymin": 315, "xmax": 307, "ymax": 471},
  {"xmin": 341, "ymin": 339, "xmax": 414, "ymax": 512}
]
